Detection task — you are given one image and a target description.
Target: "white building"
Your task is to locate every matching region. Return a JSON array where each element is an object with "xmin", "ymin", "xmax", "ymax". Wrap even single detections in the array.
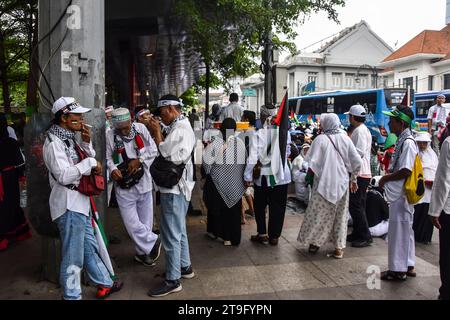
[
  {"xmin": 242, "ymin": 20, "xmax": 393, "ymax": 114},
  {"xmin": 378, "ymin": 19, "xmax": 450, "ymax": 93}
]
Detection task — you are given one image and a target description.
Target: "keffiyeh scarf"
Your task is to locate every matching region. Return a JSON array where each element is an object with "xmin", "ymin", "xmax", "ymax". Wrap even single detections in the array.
[
  {"xmin": 48, "ymin": 125, "xmax": 79, "ymax": 163},
  {"xmin": 389, "ymin": 128, "xmax": 413, "ymax": 173}
]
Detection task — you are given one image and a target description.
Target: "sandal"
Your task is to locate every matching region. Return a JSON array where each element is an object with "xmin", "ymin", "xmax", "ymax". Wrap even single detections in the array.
[
  {"xmin": 250, "ymin": 234, "xmax": 269, "ymax": 244},
  {"xmin": 308, "ymin": 244, "xmax": 320, "ymax": 254},
  {"xmin": 407, "ymin": 266, "xmax": 417, "ymax": 277},
  {"xmin": 380, "ymin": 270, "xmax": 407, "ymax": 281},
  {"xmin": 332, "ymin": 248, "xmax": 344, "ymax": 259}
]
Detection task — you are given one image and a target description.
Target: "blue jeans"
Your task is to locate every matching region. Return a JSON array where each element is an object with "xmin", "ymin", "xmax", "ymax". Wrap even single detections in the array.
[
  {"xmin": 56, "ymin": 210, "xmax": 113, "ymax": 300},
  {"xmin": 159, "ymin": 193, "xmax": 191, "ymax": 281}
]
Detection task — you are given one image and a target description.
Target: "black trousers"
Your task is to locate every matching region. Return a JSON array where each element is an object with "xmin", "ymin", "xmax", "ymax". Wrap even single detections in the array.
[
  {"xmin": 254, "ymin": 179, "xmax": 288, "ymax": 239},
  {"xmin": 439, "ymin": 213, "xmax": 450, "ymax": 300},
  {"xmin": 349, "ymin": 177, "xmax": 372, "ymax": 241},
  {"xmin": 413, "ymin": 203, "xmax": 434, "ymax": 243}
]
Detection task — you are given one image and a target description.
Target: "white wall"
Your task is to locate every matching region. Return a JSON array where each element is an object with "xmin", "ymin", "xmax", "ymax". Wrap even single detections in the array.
[{"xmin": 324, "ymin": 23, "xmax": 393, "ymax": 66}]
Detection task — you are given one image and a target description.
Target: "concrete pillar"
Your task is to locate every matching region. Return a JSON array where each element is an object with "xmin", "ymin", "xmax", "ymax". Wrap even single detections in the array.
[{"xmin": 25, "ymin": 0, "xmax": 105, "ymax": 283}]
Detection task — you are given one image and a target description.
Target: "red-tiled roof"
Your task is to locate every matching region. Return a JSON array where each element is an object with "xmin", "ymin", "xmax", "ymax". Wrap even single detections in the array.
[{"xmin": 383, "ymin": 25, "xmax": 450, "ymax": 62}]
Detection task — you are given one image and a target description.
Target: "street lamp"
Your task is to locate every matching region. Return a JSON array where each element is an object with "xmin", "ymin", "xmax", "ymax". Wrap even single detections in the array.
[{"xmin": 355, "ymin": 64, "xmax": 378, "ymax": 88}]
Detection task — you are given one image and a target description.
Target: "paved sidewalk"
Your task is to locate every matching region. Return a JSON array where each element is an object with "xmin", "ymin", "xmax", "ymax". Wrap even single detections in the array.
[{"xmin": 0, "ymin": 184, "xmax": 441, "ymax": 300}]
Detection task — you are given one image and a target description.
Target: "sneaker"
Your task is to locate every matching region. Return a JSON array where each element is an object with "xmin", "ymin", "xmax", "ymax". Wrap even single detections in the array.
[
  {"xmin": 96, "ymin": 280, "xmax": 124, "ymax": 299},
  {"xmin": 134, "ymin": 254, "xmax": 156, "ymax": 267},
  {"xmin": 380, "ymin": 270, "xmax": 407, "ymax": 281},
  {"xmin": 149, "ymin": 236, "xmax": 162, "ymax": 262},
  {"xmin": 181, "ymin": 265, "xmax": 196, "ymax": 279},
  {"xmin": 148, "ymin": 280, "xmax": 182, "ymax": 298}
]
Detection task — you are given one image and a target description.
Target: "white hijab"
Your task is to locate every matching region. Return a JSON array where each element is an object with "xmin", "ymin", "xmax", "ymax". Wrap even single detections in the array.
[
  {"xmin": 419, "ymin": 143, "xmax": 438, "ymax": 181},
  {"xmin": 305, "ymin": 113, "xmax": 362, "ymax": 204}
]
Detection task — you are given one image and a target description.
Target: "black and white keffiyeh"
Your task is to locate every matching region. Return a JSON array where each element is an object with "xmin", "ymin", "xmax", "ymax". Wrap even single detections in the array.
[
  {"xmin": 48, "ymin": 125, "xmax": 79, "ymax": 163},
  {"xmin": 203, "ymin": 135, "xmax": 247, "ymax": 208},
  {"xmin": 389, "ymin": 128, "xmax": 413, "ymax": 173}
]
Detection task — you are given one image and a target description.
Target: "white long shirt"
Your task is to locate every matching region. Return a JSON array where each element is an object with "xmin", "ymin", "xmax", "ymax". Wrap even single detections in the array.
[
  {"xmin": 220, "ymin": 103, "xmax": 244, "ymax": 122},
  {"xmin": 155, "ymin": 118, "xmax": 196, "ymax": 202},
  {"xmin": 427, "ymin": 104, "xmax": 450, "ymax": 132},
  {"xmin": 43, "ymin": 134, "xmax": 97, "ymax": 221},
  {"xmin": 244, "ymin": 127, "xmax": 292, "ymax": 186},
  {"xmin": 351, "ymin": 124, "xmax": 372, "ymax": 178},
  {"xmin": 106, "ymin": 123, "xmax": 157, "ymax": 196},
  {"xmin": 384, "ymin": 138, "xmax": 418, "ymax": 203},
  {"xmin": 429, "ymin": 137, "xmax": 450, "ymax": 216},
  {"xmin": 417, "ymin": 146, "xmax": 438, "ymax": 205}
]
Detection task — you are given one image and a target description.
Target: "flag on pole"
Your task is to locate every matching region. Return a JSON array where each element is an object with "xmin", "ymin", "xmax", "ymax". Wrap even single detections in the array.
[
  {"xmin": 90, "ymin": 197, "xmax": 116, "ymax": 280},
  {"xmin": 273, "ymin": 91, "xmax": 289, "ymax": 169}
]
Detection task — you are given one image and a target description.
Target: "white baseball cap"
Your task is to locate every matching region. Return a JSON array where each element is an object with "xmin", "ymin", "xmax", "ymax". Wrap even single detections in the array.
[
  {"xmin": 52, "ymin": 97, "xmax": 91, "ymax": 115},
  {"xmin": 345, "ymin": 104, "xmax": 366, "ymax": 118}
]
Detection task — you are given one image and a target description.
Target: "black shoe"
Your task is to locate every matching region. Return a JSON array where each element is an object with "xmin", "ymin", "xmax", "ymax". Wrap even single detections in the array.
[
  {"xmin": 346, "ymin": 234, "xmax": 356, "ymax": 242},
  {"xmin": 149, "ymin": 236, "xmax": 162, "ymax": 262},
  {"xmin": 134, "ymin": 254, "xmax": 156, "ymax": 267},
  {"xmin": 181, "ymin": 265, "xmax": 196, "ymax": 279},
  {"xmin": 351, "ymin": 240, "xmax": 372, "ymax": 248},
  {"xmin": 148, "ymin": 280, "xmax": 182, "ymax": 297}
]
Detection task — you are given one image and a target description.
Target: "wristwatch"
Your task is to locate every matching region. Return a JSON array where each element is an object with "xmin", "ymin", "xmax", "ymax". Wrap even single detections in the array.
[{"xmin": 138, "ymin": 157, "xmax": 144, "ymax": 164}]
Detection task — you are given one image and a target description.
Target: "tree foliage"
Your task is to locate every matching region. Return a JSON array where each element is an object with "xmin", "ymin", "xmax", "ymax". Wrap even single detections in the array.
[
  {"xmin": 175, "ymin": 0, "xmax": 345, "ymax": 86},
  {"xmin": 0, "ymin": 0, "xmax": 38, "ymax": 112}
]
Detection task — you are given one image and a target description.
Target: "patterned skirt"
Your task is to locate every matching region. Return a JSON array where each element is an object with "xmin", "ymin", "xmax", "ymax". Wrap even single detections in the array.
[{"xmin": 297, "ymin": 178, "xmax": 349, "ymax": 249}]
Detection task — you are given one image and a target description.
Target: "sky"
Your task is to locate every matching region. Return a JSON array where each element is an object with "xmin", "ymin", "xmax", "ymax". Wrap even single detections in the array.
[{"xmin": 279, "ymin": 0, "xmax": 447, "ymax": 60}]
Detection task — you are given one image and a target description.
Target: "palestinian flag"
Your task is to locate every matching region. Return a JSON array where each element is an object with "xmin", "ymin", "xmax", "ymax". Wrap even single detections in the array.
[
  {"xmin": 273, "ymin": 91, "xmax": 289, "ymax": 169},
  {"xmin": 90, "ymin": 197, "xmax": 116, "ymax": 280}
]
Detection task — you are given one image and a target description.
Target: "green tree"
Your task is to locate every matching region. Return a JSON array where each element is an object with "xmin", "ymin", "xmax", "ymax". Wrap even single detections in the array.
[
  {"xmin": 175, "ymin": 0, "xmax": 345, "ymax": 86},
  {"xmin": 0, "ymin": 0, "xmax": 38, "ymax": 113}
]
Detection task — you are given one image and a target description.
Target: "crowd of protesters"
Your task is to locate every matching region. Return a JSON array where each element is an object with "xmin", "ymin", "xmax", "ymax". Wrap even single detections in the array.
[{"xmin": 1, "ymin": 91, "xmax": 450, "ymax": 301}]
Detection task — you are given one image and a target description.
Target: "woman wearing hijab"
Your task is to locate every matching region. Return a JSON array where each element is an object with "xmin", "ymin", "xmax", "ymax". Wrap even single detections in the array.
[
  {"xmin": 203, "ymin": 118, "xmax": 247, "ymax": 246},
  {"xmin": 413, "ymin": 132, "xmax": 438, "ymax": 244},
  {"xmin": 0, "ymin": 113, "xmax": 31, "ymax": 251},
  {"xmin": 297, "ymin": 113, "xmax": 362, "ymax": 259}
]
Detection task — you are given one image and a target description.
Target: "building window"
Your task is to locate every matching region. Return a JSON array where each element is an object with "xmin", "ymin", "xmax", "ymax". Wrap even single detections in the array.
[
  {"xmin": 307, "ymin": 72, "xmax": 318, "ymax": 84},
  {"xmin": 289, "ymin": 73, "xmax": 295, "ymax": 97},
  {"xmin": 345, "ymin": 73, "xmax": 355, "ymax": 88},
  {"xmin": 428, "ymin": 75, "xmax": 434, "ymax": 91},
  {"xmin": 332, "ymin": 72, "xmax": 342, "ymax": 88},
  {"xmin": 356, "ymin": 74, "xmax": 368, "ymax": 89},
  {"xmin": 403, "ymin": 77, "xmax": 413, "ymax": 89},
  {"xmin": 444, "ymin": 74, "xmax": 450, "ymax": 90}
]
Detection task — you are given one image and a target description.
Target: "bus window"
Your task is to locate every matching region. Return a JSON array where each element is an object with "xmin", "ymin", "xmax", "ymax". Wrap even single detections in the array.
[
  {"xmin": 334, "ymin": 93, "xmax": 377, "ymax": 114},
  {"xmin": 416, "ymin": 99, "xmax": 434, "ymax": 117}
]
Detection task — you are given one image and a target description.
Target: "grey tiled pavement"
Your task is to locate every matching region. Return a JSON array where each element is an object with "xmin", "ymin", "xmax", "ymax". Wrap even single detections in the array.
[{"xmin": 0, "ymin": 182, "xmax": 442, "ymax": 300}]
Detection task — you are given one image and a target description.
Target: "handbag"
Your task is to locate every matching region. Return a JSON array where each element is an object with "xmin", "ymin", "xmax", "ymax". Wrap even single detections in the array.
[
  {"xmin": 74, "ymin": 144, "xmax": 105, "ymax": 196},
  {"xmin": 47, "ymin": 134, "xmax": 104, "ymax": 196},
  {"xmin": 150, "ymin": 155, "xmax": 186, "ymax": 188}
]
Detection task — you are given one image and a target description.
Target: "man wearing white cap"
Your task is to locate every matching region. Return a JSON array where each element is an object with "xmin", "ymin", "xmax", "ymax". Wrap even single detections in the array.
[
  {"xmin": 147, "ymin": 94, "xmax": 196, "ymax": 297},
  {"xmin": 106, "ymin": 107, "xmax": 161, "ymax": 267},
  {"xmin": 43, "ymin": 97, "xmax": 122, "ymax": 300},
  {"xmin": 427, "ymin": 94, "xmax": 450, "ymax": 156},
  {"xmin": 345, "ymin": 104, "xmax": 373, "ymax": 248}
]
